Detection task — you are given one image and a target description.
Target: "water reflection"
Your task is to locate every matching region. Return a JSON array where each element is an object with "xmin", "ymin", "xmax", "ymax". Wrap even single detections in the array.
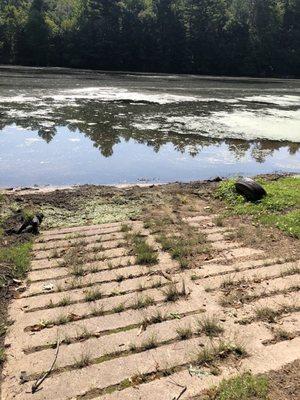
[{"xmin": 1, "ymin": 100, "xmax": 299, "ymax": 164}]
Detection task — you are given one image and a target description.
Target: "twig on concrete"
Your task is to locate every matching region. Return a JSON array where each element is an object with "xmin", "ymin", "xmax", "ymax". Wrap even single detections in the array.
[
  {"xmin": 168, "ymin": 378, "xmax": 187, "ymax": 400},
  {"xmin": 31, "ymin": 332, "xmax": 60, "ymax": 393},
  {"xmin": 172, "ymin": 386, "xmax": 187, "ymax": 400}
]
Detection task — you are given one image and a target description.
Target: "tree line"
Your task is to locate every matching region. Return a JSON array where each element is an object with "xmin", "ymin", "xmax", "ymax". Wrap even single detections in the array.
[{"xmin": 0, "ymin": 0, "xmax": 299, "ymax": 77}]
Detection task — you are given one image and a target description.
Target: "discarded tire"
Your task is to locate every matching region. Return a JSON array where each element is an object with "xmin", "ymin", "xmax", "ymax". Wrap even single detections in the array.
[{"xmin": 235, "ymin": 178, "xmax": 267, "ymax": 202}]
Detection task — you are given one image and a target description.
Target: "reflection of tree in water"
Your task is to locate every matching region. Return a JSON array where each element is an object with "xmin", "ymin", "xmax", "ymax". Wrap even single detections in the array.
[{"xmin": 0, "ymin": 100, "xmax": 299, "ymax": 163}]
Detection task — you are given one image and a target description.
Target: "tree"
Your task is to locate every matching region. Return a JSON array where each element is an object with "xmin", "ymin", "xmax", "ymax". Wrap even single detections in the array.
[{"xmin": 24, "ymin": 0, "xmax": 49, "ymax": 66}]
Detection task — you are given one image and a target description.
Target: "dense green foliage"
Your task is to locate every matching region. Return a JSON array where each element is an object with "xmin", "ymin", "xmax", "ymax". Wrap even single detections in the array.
[
  {"xmin": 215, "ymin": 176, "xmax": 300, "ymax": 238},
  {"xmin": 0, "ymin": 0, "xmax": 299, "ymax": 76}
]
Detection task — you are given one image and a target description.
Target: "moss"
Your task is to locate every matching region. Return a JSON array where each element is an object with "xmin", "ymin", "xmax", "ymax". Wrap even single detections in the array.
[
  {"xmin": 40, "ymin": 201, "xmax": 141, "ymax": 229},
  {"xmin": 215, "ymin": 177, "xmax": 300, "ymax": 238}
]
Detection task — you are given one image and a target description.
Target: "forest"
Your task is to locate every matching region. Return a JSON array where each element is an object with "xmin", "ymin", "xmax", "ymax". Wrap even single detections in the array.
[{"xmin": 0, "ymin": 0, "xmax": 299, "ymax": 77}]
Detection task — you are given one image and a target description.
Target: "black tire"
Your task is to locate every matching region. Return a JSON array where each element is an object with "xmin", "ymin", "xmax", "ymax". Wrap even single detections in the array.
[{"xmin": 235, "ymin": 178, "xmax": 267, "ymax": 202}]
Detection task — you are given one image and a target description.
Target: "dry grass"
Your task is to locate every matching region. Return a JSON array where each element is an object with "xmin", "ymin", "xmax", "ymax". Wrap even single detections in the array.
[
  {"xmin": 84, "ymin": 288, "xmax": 102, "ymax": 302},
  {"xmin": 132, "ymin": 295, "xmax": 155, "ymax": 310},
  {"xmin": 176, "ymin": 324, "xmax": 193, "ymax": 340},
  {"xmin": 141, "ymin": 333, "xmax": 158, "ymax": 350},
  {"xmin": 162, "ymin": 280, "xmax": 188, "ymax": 302},
  {"xmin": 74, "ymin": 352, "xmax": 92, "ymax": 368},
  {"xmin": 197, "ymin": 316, "xmax": 224, "ymax": 337}
]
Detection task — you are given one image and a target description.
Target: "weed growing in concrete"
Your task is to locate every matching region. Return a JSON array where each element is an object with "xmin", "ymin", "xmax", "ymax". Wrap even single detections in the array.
[
  {"xmin": 85, "ymin": 288, "xmax": 102, "ymax": 302},
  {"xmin": 197, "ymin": 316, "xmax": 224, "ymax": 337}
]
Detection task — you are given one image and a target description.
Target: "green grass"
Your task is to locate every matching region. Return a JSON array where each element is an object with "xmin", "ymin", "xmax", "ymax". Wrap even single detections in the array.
[
  {"xmin": 130, "ymin": 233, "xmax": 158, "ymax": 265},
  {"xmin": 0, "ymin": 242, "xmax": 32, "ymax": 279},
  {"xmin": 205, "ymin": 372, "xmax": 268, "ymax": 400},
  {"xmin": 195, "ymin": 341, "xmax": 246, "ymax": 367},
  {"xmin": 158, "ymin": 232, "xmax": 209, "ymax": 269},
  {"xmin": 215, "ymin": 177, "xmax": 300, "ymax": 238}
]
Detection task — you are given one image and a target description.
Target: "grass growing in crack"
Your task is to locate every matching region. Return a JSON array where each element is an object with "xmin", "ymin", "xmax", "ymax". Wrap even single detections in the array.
[
  {"xmin": 74, "ymin": 352, "xmax": 91, "ymax": 368},
  {"xmin": 90, "ymin": 305, "xmax": 104, "ymax": 316},
  {"xmin": 141, "ymin": 333, "xmax": 158, "ymax": 350},
  {"xmin": 215, "ymin": 177, "xmax": 300, "ymax": 238},
  {"xmin": 204, "ymin": 372, "xmax": 268, "ymax": 400},
  {"xmin": 84, "ymin": 288, "xmax": 102, "ymax": 302},
  {"xmin": 148, "ymin": 310, "xmax": 164, "ymax": 324},
  {"xmin": 132, "ymin": 295, "xmax": 154, "ymax": 310},
  {"xmin": 273, "ymin": 328, "xmax": 294, "ymax": 342},
  {"xmin": 280, "ymin": 264, "xmax": 300, "ymax": 277},
  {"xmin": 107, "ymin": 261, "xmax": 114, "ymax": 270},
  {"xmin": 129, "ymin": 343, "xmax": 137, "ymax": 351},
  {"xmin": 150, "ymin": 279, "xmax": 162, "ymax": 288},
  {"xmin": 56, "ymin": 315, "xmax": 69, "ymax": 325},
  {"xmin": 58, "ymin": 295, "xmax": 71, "ymax": 307},
  {"xmin": 176, "ymin": 324, "xmax": 193, "ymax": 340},
  {"xmin": 255, "ymin": 307, "xmax": 278, "ymax": 323},
  {"xmin": 197, "ymin": 316, "xmax": 224, "ymax": 337},
  {"xmin": 219, "ymin": 293, "xmax": 240, "ymax": 307},
  {"xmin": 195, "ymin": 341, "xmax": 246, "ymax": 366},
  {"xmin": 76, "ymin": 326, "xmax": 93, "ymax": 341},
  {"xmin": 113, "ymin": 303, "xmax": 125, "ymax": 313},
  {"xmin": 158, "ymin": 233, "xmax": 209, "ymax": 269},
  {"xmin": 130, "ymin": 233, "xmax": 158, "ymax": 265},
  {"xmin": 70, "ymin": 264, "xmax": 85, "ymax": 277},
  {"xmin": 162, "ymin": 281, "xmax": 188, "ymax": 302}
]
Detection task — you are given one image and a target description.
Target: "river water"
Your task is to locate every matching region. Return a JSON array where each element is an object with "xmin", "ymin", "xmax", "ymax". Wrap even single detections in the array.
[{"xmin": 0, "ymin": 66, "xmax": 299, "ymax": 187}]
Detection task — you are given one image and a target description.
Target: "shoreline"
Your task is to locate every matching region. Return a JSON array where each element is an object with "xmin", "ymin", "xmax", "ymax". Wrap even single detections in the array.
[{"xmin": 1, "ymin": 172, "xmax": 299, "ymax": 196}]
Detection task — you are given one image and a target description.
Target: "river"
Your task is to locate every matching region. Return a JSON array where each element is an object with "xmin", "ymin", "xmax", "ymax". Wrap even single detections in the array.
[{"xmin": 0, "ymin": 66, "xmax": 299, "ymax": 187}]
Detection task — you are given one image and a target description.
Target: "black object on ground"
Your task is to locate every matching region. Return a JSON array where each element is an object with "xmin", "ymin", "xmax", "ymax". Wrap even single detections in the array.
[
  {"xmin": 5, "ymin": 213, "xmax": 44, "ymax": 235},
  {"xmin": 235, "ymin": 178, "xmax": 267, "ymax": 202}
]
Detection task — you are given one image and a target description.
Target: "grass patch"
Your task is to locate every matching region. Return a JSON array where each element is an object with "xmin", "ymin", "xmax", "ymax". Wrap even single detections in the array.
[
  {"xmin": 0, "ymin": 242, "xmax": 32, "ymax": 279},
  {"xmin": 141, "ymin": 333, "xmax": 158, "ymax": 350},
  {"xmin": 147, "ymin": 310, "xmax": 164, "ymax": 324},
  {"xmin": 158, "ymin": 233, "xmax": 209, "ymax": 269},
  {"xmin": 272, "ymin": 328, "xmax": 295, "ymax": 342},
  {"xmin": 113, "ymin": 303, "xmax": 125, "ymax": 313},
  {"xmin": 74, "ymin": 352, "xmax": 91, "ymax": 368},
  {"xmin": 255, "ymin": 307, "xmax": 278, "ymax": 323},
  {"xmin": 70, "ymin": 264, "xmax": 85, "ymax": 277},
  {"xmin": 132, "ymin": 295, "xmax": 154, "ymax": 310},
  {"xmin": 84, "ymin": 288, "xmax": 102, "ymax": 302},
  {"xmin": 176, "ymin": 324, "xmax": 193, "ymax": 339},
  {"xmin": 195, "ymin": 341, "xmax": 246, "ymax": 367},
  {"xmin": 162, "ymin": 281, "xmax": 188, "ymax": 302},
  {"xmin": 197, "ymin": 316, "xmax": 224, "ymax": 337},
  {"xmin": 129, "ymin": 233, "xmax": 158, "ymax": 265},
  {"xmin": 205, "ymin": 372, "xmax": 268, "ymax": 400},
  {"xmin": 57, "ymin": 295, "xmax": 71, "ymax": 307},
  {"xmin": 215, "ymin": 177, "xmax": 300, "ymax": 238}
]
